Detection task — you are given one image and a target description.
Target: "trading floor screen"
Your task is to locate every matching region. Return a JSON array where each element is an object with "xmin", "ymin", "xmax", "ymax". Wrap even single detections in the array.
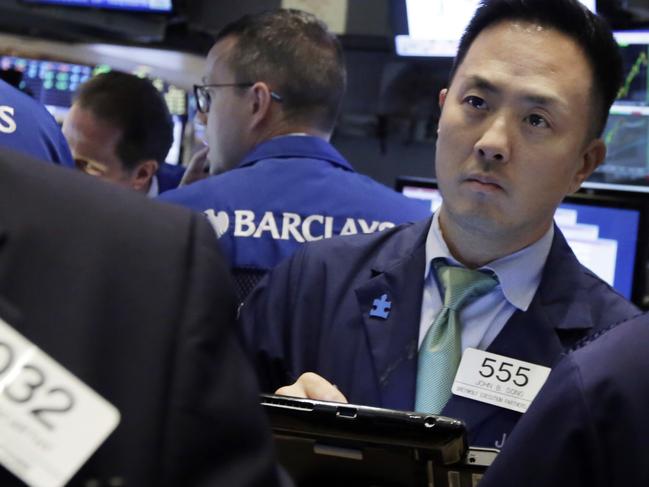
[{"xmin": 586, "ymin": 31, "xmax": 649, "ymax": 192}]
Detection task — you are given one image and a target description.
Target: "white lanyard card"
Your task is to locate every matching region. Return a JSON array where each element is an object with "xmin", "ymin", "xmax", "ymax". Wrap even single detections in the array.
[
  {"xmin": 452, "ymin": 347, "xmax": 551, "ymax": 413},
  {"xmin": 0, "ymin": 317, "xmax": 120, "ymax": 487}
]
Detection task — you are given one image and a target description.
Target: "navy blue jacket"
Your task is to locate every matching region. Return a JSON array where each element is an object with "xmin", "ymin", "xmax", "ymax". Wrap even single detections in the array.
[
  {"xmin": 0, "ymin": 79, "xmax": 73, "ymax": 166},
  {"xmin": 159, "ymin": 135, "xmax": 431, "ymax": 270},
  {"xmin": 240, "ymin": 217, "xmax": 639, "ymax": 448},
  {"xmin": 480, "ymin": 311, "xmax": 649, "ymax": 487},
  {"xmin": 157, "ymin": 162, "xmax": 185, "ymax": 194}
]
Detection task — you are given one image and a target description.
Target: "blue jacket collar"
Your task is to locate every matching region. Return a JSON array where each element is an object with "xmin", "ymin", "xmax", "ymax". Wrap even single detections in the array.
[
  {"xmin": 369, "ymin": 219, "xmax": 595, "ymax": 332},
  {"xmin": 357, "ymin": 218, "xmax": 598, "ymax": 402},
  {"xmin": 354, "ymin": 217, "xmax": 636, "ymax": 444},
  {"xmin": 237, "ymin": 135, "xmax": 353, "ymax": 171},
  {"xmin": 370, "ymin": 217, "xmax": 432, "ymax": 274}
]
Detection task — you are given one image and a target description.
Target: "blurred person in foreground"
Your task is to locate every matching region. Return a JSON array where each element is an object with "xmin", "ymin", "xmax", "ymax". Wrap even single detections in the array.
[
  {"xmin": 480, "ymin": 311, "xmax": 649, "ymax": 486},
  {"xmin": 0, "ymin": 145, "xmax": 279, "ymax": 486}
]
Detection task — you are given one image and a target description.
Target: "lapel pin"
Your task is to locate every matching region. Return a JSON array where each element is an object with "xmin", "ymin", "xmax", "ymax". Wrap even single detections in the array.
[{"xmin": 369, "ymin": 293, "xmax": 392, "ymax": 320}]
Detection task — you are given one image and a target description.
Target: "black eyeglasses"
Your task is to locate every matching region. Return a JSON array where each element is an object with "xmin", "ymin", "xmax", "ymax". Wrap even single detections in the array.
[{"xmin": 193, "ymin": 83, "xmax": 283, "ymax": 113}]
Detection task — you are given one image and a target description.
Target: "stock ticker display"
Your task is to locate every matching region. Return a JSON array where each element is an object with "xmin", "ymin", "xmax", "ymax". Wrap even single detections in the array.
[
  {"xmin": 1, "ymin": 56, "xmax": 93, "ymax": 109},
  {"xmin": 0, "ymin": 56, "xmax": 187, "ymax": 118},
  {"xmin": 0, "ymin": 55, "xmax": 188, "ymax": 164},
  {"xmin": 21, "ymin": 0, "xmax": 173, "ymax": 13},
  {"xmin": 587, "ymin": 32, "xmax": 649, "ymax": 192}
]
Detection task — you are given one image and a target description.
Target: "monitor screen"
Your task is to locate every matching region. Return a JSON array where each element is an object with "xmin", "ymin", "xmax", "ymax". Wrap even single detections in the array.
[
  {"xmin": 1, "ymin": 55, "xmax": 93, "ymax": 116},
  {"xmin": 394, "ymin": 0, "xmax": 596, "ymax": 57},
  {"xmin": 398, "ymin": 177, "xmax": 443, "ymax": 213},
  {"xmin": 583, "ymin": 31, "xmax": 649, "ymax": 193},
  {"xmin": 0, "ymin": 55, "xmax": 187, "ymax": 165},
  {"xmin": 555, "ymin": 200, "xmax": 639, "ymax": 299},
  {"xmin": 395, "ymin": 176, "xmax": 647, "ymax": 304},
  {"xmin": 165, "ymin": 114, "xmax": 184, "ymax": 165},
  {"xmin": 21, "ymin": 0, "xmax": 172, "ymax": 13}
]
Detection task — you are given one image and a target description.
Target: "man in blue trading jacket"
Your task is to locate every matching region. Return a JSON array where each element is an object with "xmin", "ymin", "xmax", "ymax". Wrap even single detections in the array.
[
  {"xmin": 239, "ymin": 0, "xmax": 640, "ymax": 450},
  {"xmin": 159, "ymin": 9, "xmax": 431, "ymax": 295},
  {"xmin": 479, "ymin": 312, "xmax": 649, "ymax": 487},
  {"xmin": 0, "ymin": 78, "xmax": 74, "ymax": 166}
]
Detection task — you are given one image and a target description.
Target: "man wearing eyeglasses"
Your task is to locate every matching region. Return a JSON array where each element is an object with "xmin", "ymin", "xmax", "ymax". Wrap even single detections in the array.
[
  {"xmin": 63, "ymin": 71, "xmax": 184, "ymax": 197},
  {"xmin": 159, "ymin": 9, "xmax": 430, "ymax": 299}
]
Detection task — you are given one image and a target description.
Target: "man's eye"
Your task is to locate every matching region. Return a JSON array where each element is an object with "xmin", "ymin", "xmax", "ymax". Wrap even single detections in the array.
[
  {"xmin": 526, "ymin": 114, "xmax": 549, "ymax": 128},
  {"xmin": 464, "ymin": 95, "xmax": 487, "ymax": 110},
  {"xmin": 74, "ymin": 157, "xmax": 106, "ymax": 176}
]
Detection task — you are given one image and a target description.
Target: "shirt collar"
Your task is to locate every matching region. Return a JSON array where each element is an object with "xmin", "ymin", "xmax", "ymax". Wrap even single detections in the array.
[
  {"xmin": 237, "ymin": 135, "xmax": 353, "ymax": 171},
  {"xmin": 424, "ymin": 210, "xmax": 554, "ymax": 311},
  {"xmin": 146, "ymin": 174, "xmax": 159, "ymax": 198}
]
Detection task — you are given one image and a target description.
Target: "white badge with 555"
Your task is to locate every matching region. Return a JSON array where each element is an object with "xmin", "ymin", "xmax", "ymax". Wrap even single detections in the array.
[
  {"xmin": 452, "ymin": 348, "xmax": 552, "ymax": 413},
  {"xmin": 0, "ymin": 317, "xmax": 120, "ymax": 487}
]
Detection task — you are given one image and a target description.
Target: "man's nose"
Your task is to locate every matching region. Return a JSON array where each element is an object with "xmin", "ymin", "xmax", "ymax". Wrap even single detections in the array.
[{"xmin": 474, "ymin": 116, "xmax": 511, "ymax": 163}]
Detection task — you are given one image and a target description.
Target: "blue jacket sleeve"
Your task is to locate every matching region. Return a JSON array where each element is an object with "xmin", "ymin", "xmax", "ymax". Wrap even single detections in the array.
[
  {"xmin": 479, "ymin": 355, "xmax": 605, "ymax": 487},
  {"xmin": 238, "ymin": 245, "xmax": 309, "ymax": 393}
]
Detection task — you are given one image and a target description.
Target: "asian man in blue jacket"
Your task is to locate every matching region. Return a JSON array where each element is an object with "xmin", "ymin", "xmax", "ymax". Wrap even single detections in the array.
[{"xmin": 240, "ymin": 0, "xmax": 639, "ymax": 450}]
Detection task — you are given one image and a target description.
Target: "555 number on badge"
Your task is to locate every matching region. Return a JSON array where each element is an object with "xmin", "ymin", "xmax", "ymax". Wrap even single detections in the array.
[{"xmin": 452, "ymin": 348, "xmax": 551, "ymax": 413}]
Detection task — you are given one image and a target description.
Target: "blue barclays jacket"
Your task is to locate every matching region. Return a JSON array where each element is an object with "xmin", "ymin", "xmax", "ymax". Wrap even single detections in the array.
[
  {"xmin": 0, "ymin": 79, "xmax": 73, "ymax": 166},
  {"xmin": 158, "ymin": 135, "xmax": 431, "ymax": 270},
  {"xmin": 479, "ymin": 312, "xmax": 649, "ymax": 487},
  {"xmin": 239, "ymin": 217, "xmax": 639, "ymax": 449}
]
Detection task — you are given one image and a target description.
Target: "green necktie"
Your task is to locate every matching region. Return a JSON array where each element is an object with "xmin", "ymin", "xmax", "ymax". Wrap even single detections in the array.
[{"xmin": 415, "ymin": 261, "xmax": 498, "ymax": 413}]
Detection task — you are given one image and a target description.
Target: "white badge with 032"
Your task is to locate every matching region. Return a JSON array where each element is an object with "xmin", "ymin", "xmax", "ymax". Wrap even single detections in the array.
[{"xmin": 0, "ymin": 317, "xmax": 120, "ymax": 487}]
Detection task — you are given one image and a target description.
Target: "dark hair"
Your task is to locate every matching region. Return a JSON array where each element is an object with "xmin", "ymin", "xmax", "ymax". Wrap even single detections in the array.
[
  {"xmin": 214, "ymin": 8, "xmax": 346, "ymax": 133},
  {"xmin": 74, "ymin": 71, "xmax": 173, "ymax": 170},
  {"xmin": 450, "ymin": 0, "xmax": 623, "ymax": 138}
]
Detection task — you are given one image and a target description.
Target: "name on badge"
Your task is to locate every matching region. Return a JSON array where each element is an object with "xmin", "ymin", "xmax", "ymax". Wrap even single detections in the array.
[
  {"xmin": 451, "ymin": 348, "xmax": 551, "ymax": 413},
  {"xmin": 0, "ymin": 317, "xmax": 120, "ymax": 487}
]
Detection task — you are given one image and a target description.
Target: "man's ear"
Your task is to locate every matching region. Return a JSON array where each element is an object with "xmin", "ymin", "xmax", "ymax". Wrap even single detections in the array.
[
  {"xmin": 249, "ymin": 81, "xmax": 275, "ymax": 128},
  {"xmin": 568, "ymin": 138, "xmax": 606, "ymax": 194},
  {"xmin": 439, "ymin": 88, "xmax": 449, "ymax": 109},
  {"xmin": 131, "ymin": 159, "xmax": 159, "ymax": 193}
]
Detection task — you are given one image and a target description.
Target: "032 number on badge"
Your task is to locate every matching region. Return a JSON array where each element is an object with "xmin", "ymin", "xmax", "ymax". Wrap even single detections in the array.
[
  {"xmin": 0, "ymin": 342, "xmax": 75, "ymax": 430},
  {"xmin": 0, "ymin": 318, "xmax": 120, "ymax": 487}
]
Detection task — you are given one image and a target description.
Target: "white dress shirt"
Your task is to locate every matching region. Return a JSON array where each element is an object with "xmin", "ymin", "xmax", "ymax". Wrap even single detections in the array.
[{"xmin": 146, "ymin": 174, "xmax": 159, "ymax": 198}]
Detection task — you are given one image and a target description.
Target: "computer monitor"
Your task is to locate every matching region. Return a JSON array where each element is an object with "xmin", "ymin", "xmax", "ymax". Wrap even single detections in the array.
[
  {"xmin": 0, "ymin": 55, "xmax": 93, "ymax": 118},
  {"xmin": 0, "ymin": 55, "xmax": 186, "ymax": 165},
  {"xmin": 583, "ymin": 31, "xmax": 649, "ymax": 193},
  {"xmin": 396, "ymin": 176, "xmax": 443, "ymax": 212},
  {"xmin": 393, "ymin": 0, "xmax": 596, "ymax": 58},
  {"xmin": 395, "ymin": 176, "xmax": 649, "ymax": 305},
  {"xmin": 21, "ymin": 0, "xmax": 173, "ymax": 13}
]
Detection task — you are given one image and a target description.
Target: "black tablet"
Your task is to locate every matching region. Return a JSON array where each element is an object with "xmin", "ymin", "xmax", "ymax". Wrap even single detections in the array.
[{"xmin": 261, "ymin": 394, "xmax": 497, "ymax": 487}]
